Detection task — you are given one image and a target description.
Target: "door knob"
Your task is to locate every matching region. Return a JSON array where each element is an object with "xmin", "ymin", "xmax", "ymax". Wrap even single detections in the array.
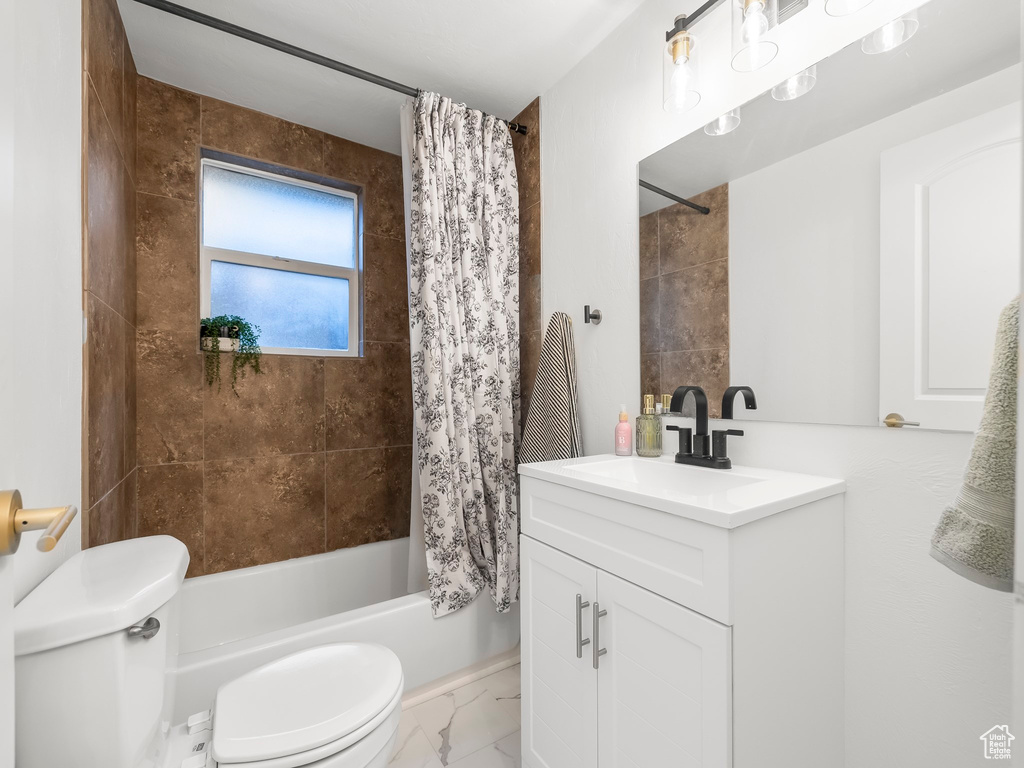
[
  {"xmin": 883, "ymin": 413, "xmax": 921, "ymax": 429},
  {"xmin": 1, "ymin": 490, "xmax": 78, "ymax": 556}
]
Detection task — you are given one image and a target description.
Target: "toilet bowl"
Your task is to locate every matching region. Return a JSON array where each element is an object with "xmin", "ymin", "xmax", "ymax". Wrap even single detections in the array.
[{"xmin": 13, "ymin": 536, "xmax": 403, "ymax": 768}]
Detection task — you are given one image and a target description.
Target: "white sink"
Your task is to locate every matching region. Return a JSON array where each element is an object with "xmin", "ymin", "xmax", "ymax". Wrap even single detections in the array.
[
  {"xmin": 568, "ymin": 457, "xmax": 762, "ymax": 495},
  {"xmin": 519, "ymin": 454, "xmax": 844, "ymax": 528}
]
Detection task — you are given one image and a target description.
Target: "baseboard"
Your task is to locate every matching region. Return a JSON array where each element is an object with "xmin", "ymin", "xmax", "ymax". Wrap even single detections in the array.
[{"xmin": 401, "ymin": 644, "xmax": 521, "ymax": 708}]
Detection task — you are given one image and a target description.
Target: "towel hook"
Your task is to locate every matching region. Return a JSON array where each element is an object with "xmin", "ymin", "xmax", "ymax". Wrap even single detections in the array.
[{"xmin": 584, "ymin": 306, "xmax": 602, "ymax": 325}]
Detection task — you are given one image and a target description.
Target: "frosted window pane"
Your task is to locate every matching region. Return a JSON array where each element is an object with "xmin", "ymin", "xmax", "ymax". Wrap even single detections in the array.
[
  {"xmin": 210, "ymin": 261, "xmax": 350, "ymax": 350},
  {"xmin": 203, "ymin": 164, "xmax": 355, "ymax": 268}
]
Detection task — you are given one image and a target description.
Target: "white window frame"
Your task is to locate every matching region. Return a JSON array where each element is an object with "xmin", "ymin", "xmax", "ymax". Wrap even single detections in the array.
[{"xmin": 199, "ymin": 157, "xmax": 361, "ymax": 358}]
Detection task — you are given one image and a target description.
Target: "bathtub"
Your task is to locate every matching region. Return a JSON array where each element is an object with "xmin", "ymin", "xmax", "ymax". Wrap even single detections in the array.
[{"xmin": 172, "ymin": 537, "xmax": 521, "ymax": 721}]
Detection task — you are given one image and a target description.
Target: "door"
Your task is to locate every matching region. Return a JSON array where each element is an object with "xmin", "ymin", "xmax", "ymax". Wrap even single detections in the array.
[
  {"xmin": 596, "ymin": 570, "xmax": 731, "ymax": 768},
  {"xmin": 879, "ymin": 102, "xmax": 1021, "ymax": 431},
  {"xmin": 521, "ymin": 536, "xmax": 599, "ymax": 768}
]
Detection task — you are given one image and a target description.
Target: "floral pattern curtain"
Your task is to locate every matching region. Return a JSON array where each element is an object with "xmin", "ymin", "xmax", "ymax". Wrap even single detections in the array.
[{"xmin": 407, "ymin": 92, "xmax": 521, "ymax": 617}]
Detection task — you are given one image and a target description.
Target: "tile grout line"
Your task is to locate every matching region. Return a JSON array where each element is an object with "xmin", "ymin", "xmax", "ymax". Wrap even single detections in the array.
[
  {"xmin": 657, "ymin": 255, "xmax": 728, "ymax": 278},
  {"xmin": 136, "ymin": 447, "xmax": 414, "ymax": 470}
]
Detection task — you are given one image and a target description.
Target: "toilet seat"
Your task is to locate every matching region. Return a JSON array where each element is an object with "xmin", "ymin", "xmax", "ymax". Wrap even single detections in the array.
[{"xmin": 212, "ymin": 644, "xmax": 404, "ymax": 768}]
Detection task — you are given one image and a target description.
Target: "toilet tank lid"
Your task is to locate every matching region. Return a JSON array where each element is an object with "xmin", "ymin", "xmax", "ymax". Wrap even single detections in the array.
[{"xmin": 14, "ymin": 536, "xmax": 189, "ymax": 656}]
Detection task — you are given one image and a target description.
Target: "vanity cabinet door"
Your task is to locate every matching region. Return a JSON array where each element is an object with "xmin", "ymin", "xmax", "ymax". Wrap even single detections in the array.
[
  {"xmin": 595, "ymin": 570, "xmax": 731, "ymax": 768},
  {"xmin": 521, "ymin": 536, "xmax": 599, "ymax": 768}
]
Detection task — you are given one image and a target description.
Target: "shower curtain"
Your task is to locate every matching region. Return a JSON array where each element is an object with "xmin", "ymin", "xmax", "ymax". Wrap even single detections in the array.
[{"xmin": 404, "ymin": 91, "xmax": 521, "ymax": 618}]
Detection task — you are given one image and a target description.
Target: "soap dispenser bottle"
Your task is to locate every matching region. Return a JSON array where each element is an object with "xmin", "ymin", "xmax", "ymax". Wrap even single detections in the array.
[
  {"xmin": 615, "ymin": 405, "xmax": 632, "ymax": 456},
  {"xmin": 636, "ymin": 394, "xmax": 662, "ymax": 458}
]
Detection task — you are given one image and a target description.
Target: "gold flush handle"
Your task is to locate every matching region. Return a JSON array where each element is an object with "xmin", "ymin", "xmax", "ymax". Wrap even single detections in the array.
[
  {"xmin": 0, "ymin": 490, "xmax": 79, "ymax": 556},
  {"xmin": 883, "ymin": 413, "xmax": 921, "ymax": 429}
]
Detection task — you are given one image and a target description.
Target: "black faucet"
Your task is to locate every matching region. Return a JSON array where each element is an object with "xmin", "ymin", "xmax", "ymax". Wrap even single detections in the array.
[
  {"xmin": 667, "ymin": 386, "xmax": 710, "ymax": 459},
  {"xmin": 722, "ymin": 386, "xmax": 757, "ymax": 419},
  {"xmin": 667, "ymin": 384, "xmax": 744, "ymax": 470}
]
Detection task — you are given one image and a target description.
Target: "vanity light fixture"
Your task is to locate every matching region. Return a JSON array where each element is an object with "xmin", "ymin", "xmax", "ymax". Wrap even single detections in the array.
[
  {"xmin": 861, "ymin": 10, "xmax": 919, "ymax": 54},
  {"xmin": 732, "ymin": 0, "xmax": 779, "ymax": 72},
  {"xmin": 664, "ymin": 16, "xmax": 701, "ymax": 113},
  {"xmin": 824, "ymin": 0, "xmax": 874, "ymax": 16},
  {"xmin": 771, "ymin": 64, "xmax": 817, "ymax": 100},
  {"xmin": 705, "ymin": 107, "xmax": 742, "ymax": 136}
]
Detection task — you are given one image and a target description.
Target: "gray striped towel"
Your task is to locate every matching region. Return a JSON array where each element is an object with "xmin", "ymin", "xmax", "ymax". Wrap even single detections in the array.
[{"xmin": 521, "ymin": 312, "xmax": 582, "ymax": 463}]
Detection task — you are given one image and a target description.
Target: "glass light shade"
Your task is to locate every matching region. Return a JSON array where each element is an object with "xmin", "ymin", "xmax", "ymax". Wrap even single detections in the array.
[
  {"xmin": 861, "ymin": 10, "xmax": 920, "ymax": 54},
  {"xmin": 705, "ymin": 108, "xmax": 741, "ymax": 136},
  {"xmin": 772, "ymin": 64, "xmax": 817, "ymax": 101},
  {"xmin": 663, "ymin": 31, "xmax": 701, "ymax": 114},
  {"xmin": 824, "ymin": 0, "xmax": 874, "ymax": 16},
  {"xmin": 732, "ymin": 0, "xmax": 778, "ymax": 72}
]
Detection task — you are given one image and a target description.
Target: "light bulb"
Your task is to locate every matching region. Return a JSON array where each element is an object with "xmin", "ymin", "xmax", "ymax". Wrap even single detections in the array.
[
  {"xmin": 664, "ymin": 31, "xmax": 700, "ymax": 113},
  {"xmin": 668, "ymin": 60, "xmax": 699, "ymax": 113},
  {"xmin": 741, "ymin": 1, "xmax": 769, "ymax": 45},
  {"xmin": 672, "ymin": 60, "xmax": 690, "ymax": 93}
]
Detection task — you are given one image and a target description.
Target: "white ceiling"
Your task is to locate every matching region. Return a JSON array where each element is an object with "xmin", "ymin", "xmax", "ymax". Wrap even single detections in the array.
[
  {"xmin": 639, "ymin": 0, "xmax": 1022, "ymax": 215},
  {"xmin": 119, "ymin": 0, "xmax": 648, "ymax": 155}
]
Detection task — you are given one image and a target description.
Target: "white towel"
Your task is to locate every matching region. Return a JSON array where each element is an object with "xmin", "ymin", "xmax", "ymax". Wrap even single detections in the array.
[
  {"xmin": 930, "ymin": 298, "xmax": 1018, "ymax": 591},
  {"xmin": 520, "ymin": 312, "xmax": 582, "ymax": 463}
]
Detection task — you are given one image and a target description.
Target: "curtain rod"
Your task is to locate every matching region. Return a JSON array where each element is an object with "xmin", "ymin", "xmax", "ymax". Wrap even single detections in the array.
[
  {"xmin": 130, "ymin": 0, "xmax": 529, "ymax": 136},
  {"xmin": 639, "ymin": 180, "xmax": 710, "ymax": 215}
]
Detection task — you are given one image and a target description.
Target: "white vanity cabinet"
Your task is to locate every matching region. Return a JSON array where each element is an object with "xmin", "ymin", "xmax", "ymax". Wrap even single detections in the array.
[{"xmin": 518, "ymin": 455, "xmax": 846, "ymax": 768}]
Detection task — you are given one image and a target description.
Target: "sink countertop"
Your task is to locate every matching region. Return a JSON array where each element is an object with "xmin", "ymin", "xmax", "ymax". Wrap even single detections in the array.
[{"xmin": 518, "ymin": 454, "xmax": 845, "ymax": 529}]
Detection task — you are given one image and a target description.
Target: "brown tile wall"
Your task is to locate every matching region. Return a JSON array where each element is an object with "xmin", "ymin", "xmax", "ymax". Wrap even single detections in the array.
[
  {"xmin": 130, "ymin": 83, "xmax": 541, "ymax": 576},
  {"xmin": 131, "ymin": 78, "xmax": 411, "ymax": 576},
  {"xmin": 639, "ymin": 184, "xmax": 729, "ymax": 417},
  {"xmin": 83, "ymin": 0, "xmax": 138, "ymax": 547},
  {"xmin": 512, "ymin": 98, "xmax": 542, "ymax": 417},
  {"xmin": 81, "ymin": 55, "xmax": 541, "ymax": 574}
]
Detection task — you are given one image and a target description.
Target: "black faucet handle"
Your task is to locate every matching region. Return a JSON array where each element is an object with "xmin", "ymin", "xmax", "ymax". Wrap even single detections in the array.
[
  {"xmin": 666, "ymin": 425, "xmax": 692, "ymax": 457},
  {"xmin": 711, "ymin": 428, "xmax": 744, "ymax": 461}
]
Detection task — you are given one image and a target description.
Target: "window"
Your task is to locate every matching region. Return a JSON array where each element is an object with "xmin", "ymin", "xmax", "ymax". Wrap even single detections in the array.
[{"xmin": 200, "ymin": 157, "xmax": 361, "ymax": 356}]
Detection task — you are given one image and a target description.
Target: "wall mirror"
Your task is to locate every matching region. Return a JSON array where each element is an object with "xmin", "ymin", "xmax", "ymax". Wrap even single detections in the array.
[{"xmin": 638, "ymin": 0, "xmax": 1021, "ymax": 430}]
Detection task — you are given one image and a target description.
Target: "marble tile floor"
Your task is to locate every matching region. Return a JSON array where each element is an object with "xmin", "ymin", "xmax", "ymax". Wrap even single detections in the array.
[{"xmin": 390, "ymin": 664, "xmax": 522, "ymax": 768}]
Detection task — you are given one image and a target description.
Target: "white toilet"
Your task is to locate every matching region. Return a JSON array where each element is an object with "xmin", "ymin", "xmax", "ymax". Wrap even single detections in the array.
[{"xmin": 14, "ymin": 536, "xmax": 404, "ymax": 768}]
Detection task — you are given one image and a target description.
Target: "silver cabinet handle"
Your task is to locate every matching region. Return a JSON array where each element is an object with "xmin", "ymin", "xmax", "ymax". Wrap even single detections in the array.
[
  {"xmin": 592, "ymin": 602, "xmax": 607, "ymax": 669},
  {"xmin": 576, "ymin": 594, "xmax": 591, "ymax": 658},
  {"xmin": 127, "ymin": 617, "xmax": 160, "ymax": 640}
]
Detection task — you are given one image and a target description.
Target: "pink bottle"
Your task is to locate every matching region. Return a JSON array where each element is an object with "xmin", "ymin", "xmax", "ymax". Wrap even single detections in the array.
[{"xmin": 614, "ymin": 405, "xmax": 632, "ymax": 456}]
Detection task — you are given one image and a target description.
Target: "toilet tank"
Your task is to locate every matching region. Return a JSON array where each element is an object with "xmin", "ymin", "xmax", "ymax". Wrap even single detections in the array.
[{"xmin": 14, "ymin": 536, "xmax": 190, "ymax": 768}]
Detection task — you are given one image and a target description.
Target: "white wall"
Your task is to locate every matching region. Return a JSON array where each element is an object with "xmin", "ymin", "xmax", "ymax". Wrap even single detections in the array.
[
  {"xmin": 2, "ymin": 0, "xmax": 84, "ymax": 605},
  {"xmin": 729, "ymin": 65, "xmax": 1022, "ymax": 427},
  {"xmin": 540, "ymin": 0, "xmax": 1013, "ymax": 764}
]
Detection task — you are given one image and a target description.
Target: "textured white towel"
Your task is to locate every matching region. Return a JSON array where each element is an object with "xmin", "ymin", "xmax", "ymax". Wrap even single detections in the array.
[
  {"xmin": 521, "ymin": 312, "xmax": 582, "ymax": 463},
  {"xmin": 930, "ymin": 298, "xmax": 1018, "ymax": 591}
]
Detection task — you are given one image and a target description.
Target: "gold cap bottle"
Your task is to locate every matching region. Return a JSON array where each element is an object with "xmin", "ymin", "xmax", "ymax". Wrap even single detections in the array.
[
  {"xmin": 636, "ymin": 395, "xmax": 662, "ymax": 457},
  {"xmin": 661, "ymin": 394, "xmax": 672, "ymax": 413}
]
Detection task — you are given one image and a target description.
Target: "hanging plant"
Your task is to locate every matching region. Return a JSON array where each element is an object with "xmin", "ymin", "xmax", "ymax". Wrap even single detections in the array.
[{"xmin": 200, "ymin": 315, "xmax": 263, "ymax": 395}]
